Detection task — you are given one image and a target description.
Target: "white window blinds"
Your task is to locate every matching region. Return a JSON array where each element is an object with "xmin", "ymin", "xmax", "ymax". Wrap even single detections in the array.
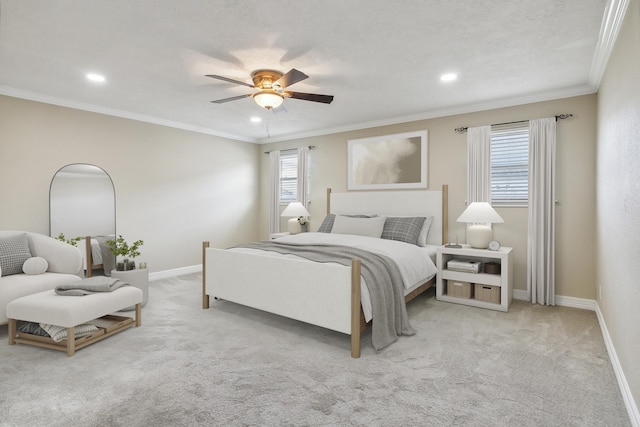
[
  {"xmin": 279, "ymin": 149, "xmax": 298, "ymax": 203},
  {"xmin": 491, "ymin": 122, "xmax": 529, "ymax": 206}
]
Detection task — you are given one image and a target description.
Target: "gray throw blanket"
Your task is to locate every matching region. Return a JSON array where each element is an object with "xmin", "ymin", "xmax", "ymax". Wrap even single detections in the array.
[
  {"xmin": 234, "ymin": 241, "xmax": 416, "ymax": 351},
  {"xmin": 95, "ymin": 236, "xmax": 115, "ymax": 276},
  {"xmin": 55, "ymin": 276, "xmax": 129, "ymax": 296}
]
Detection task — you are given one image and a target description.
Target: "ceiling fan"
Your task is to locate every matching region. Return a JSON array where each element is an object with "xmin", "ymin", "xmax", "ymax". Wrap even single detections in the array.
[{"xmin": 206, "ymin": 68, "xmax": 334, "ymax": 110}]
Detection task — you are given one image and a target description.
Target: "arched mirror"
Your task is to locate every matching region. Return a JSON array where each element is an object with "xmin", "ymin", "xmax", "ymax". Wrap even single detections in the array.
[{"xmin": 50, "ymin": 163, "xmax": 116, "ymax": 277}]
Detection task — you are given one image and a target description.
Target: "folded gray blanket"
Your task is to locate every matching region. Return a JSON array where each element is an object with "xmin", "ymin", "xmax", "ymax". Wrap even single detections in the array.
[{"xmin": 55, "ymin": 276, "xmax": 129, "ymax": 296}]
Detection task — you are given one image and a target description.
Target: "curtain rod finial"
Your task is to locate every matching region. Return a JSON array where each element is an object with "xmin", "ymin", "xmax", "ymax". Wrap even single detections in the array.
[
  {"xmin": 555, "ymin": 113, "xmax": 573, "ymax": 121},
  {"xmin": 454, "ymin": 127, "xmax": 468, "ymax": 134}
]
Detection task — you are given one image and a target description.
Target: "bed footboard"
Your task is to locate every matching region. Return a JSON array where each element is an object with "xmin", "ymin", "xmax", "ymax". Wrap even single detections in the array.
[{"xmin": 202, "ymin": 242, "xmax": 362, "ymax": 358}]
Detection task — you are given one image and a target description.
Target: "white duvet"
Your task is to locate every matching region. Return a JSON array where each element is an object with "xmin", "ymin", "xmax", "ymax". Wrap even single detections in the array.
[{"xmin": 231, "ymin": 232, "xmax": 438, "ymax": 322}]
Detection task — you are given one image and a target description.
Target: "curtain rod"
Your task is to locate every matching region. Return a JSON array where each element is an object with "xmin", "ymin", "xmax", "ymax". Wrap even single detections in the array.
[
  {"xmin": 264, "ymin": 145, "xmax": 316, "ymax": 154},
  {"xmin": 454, "ymin": 114, "xmax": 573, "ymax": 134}
]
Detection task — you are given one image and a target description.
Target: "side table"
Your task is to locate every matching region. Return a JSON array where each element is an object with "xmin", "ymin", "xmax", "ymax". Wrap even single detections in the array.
[{"xmin": 111, "ymin": 268, "xmax": 149, "ymax": 310}]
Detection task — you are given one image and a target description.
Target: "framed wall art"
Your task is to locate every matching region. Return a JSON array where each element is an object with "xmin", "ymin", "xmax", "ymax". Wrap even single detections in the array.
[{"xmin": 347, "ymin": 130, "xmax": 427, "ymax": 190}]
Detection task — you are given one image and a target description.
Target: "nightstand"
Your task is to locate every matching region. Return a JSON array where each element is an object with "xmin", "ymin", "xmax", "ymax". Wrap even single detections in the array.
[
  {"xmin": 436, "ymin": 245, "xmax": 513, "ymax": 312},
  {"xmin": 269, "ymin": 232, "xmax": 290, "ymax": 240}
]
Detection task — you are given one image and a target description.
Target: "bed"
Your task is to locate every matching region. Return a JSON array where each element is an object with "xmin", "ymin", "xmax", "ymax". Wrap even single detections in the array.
[
  {"xmin": 80, "ymin": 236, "xmax": 115, "ymax": 277},
  {"xmin": 202, "ymin": 185, "xmax": 448, "ymax": 358}
]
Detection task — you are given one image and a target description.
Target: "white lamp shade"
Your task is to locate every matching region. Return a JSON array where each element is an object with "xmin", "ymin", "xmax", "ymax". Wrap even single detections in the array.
[
  {"xmin": 456, "ymin": 202, "xmax": 504, "ymax": 224},
  {"xmin": 281, "ymin": 202, "xmax": 310, "ymax": 218}
]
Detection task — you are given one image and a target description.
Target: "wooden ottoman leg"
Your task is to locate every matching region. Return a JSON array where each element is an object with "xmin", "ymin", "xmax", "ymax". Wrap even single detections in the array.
[
  {"xmin": 8, "ymin": 319, "xmax": 16, "ymax": 345},
  {"xmin": 135, "ymin": 303, "xmax": 141, "ymax": 327},
  {"xmin": 66, "ymin": 327, "xmax": 76, "ymax": 357}
]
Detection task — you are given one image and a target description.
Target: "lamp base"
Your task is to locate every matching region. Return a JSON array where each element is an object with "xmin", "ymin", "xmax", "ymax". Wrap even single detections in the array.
[
  {"xmin": 287, "ymin": 218, "xmax": 302, "ymax": 234},
  {"xmin": 466, "ymin": 224, "xmax": 492, "ymax": 249}
]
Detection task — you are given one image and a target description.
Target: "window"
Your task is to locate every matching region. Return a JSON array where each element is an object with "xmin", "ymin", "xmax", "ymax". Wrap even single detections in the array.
[
  {"xmin": 279, "ymin": 149, "xmax": 298, "ymax": 203},
  {"xmin": 491, "ymin": 123, "xmax": 529, "ymax": 206}
]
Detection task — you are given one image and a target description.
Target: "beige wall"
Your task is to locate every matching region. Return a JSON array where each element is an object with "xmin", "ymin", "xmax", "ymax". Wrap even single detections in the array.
[
  {"xmin": 597, "ymin": 0, "xmax": 640, "ymax": 413},
  {"xmin": 0, "ymin": 95, "xmax": 260, "ymax": 273},
  {"xmin": 260, "ymin": 95, "xmax": 598, "ymax": 300}
]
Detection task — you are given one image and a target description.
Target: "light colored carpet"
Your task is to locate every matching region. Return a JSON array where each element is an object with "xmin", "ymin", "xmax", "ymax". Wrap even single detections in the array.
[{"xmin": 0, "ymin": 273, "xmax": 630, "ymax": 427}]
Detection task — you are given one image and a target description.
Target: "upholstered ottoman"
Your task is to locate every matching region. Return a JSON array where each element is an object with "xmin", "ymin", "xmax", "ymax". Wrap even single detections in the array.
[{"xmin": 6, "ymin": 287, "xmax": 142, "ymax": 356}]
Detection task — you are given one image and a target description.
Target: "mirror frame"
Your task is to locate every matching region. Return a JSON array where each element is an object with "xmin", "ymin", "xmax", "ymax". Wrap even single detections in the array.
[{"xmin": 49, "ymin": 163, "xmax": 116, "ymax": 239}]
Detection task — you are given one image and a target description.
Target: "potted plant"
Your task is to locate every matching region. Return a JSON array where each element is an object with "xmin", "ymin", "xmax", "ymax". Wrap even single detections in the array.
[
  {"xmin": 297, "ymin": 216, "xmax": 308, "ymax": 232},
  {"xmin": 106, "ymin": 235, "xmax": 144, "ymax": 271},
  {"xmin": 54, "ymin": 233, "xmax": 81, "ymax": 247}
]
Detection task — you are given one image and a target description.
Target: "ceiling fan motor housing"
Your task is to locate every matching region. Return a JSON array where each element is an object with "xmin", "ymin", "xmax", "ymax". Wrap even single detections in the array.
[{"xmin": 251, "ymin": 70, "xmax": 283, "ymax": 90}]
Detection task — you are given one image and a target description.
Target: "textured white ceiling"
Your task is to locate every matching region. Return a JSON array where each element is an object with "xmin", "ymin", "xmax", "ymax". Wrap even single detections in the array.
[{"xmin": 0, "ymin": 0, "xmax": 609, "ymax": 142}]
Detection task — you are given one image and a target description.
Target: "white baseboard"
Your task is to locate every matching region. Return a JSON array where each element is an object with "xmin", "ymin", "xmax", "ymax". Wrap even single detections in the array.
[
  {"xmin": 149, "ymin": 264, "xmax": 201, "ymax": 281},
  {"xmin": 513, "ymin": 289, "xmax": 529, "ymax": 301},
  {"xmin": 555, "ymin": 295, "xmax": 596, "ymax": 311},
  {"xmin": 513, "ymin": 290, "xmax": 597, "ymax": 311},
  {"xmin": 595, "ymin": 302, "xmax": 640, "ymax": 427}
]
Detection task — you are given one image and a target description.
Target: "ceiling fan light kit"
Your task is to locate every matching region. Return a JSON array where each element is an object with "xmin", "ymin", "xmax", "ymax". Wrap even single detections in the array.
[
  {"xmin": 253, "ymin": 90, "xmax": 284, "ymax": 109},
  {"xmin": 207, "ymin": 68, "xmax": 334, "ymax": 110}
]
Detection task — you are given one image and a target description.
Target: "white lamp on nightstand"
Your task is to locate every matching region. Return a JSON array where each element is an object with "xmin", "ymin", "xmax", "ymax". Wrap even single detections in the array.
[
  {"xmin": 281, "ymin": 202, "xmax": 310, "ymax": 234},
  {"xmin": 457, "ymin": 202, "xmax": 504, "ymax": 249}
]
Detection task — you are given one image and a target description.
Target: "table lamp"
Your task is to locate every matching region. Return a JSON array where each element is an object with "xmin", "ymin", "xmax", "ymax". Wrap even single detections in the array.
[
  {"xmin": 456, "ymin": 202, "xmax": 504, "ymax": 249},
  {"xmin": 281, "ymin": 202, "xmax": 310, "ymax": 234}
]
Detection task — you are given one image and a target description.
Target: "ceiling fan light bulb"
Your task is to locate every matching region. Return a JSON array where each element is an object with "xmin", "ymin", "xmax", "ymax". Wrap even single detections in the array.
[{"xmin": 253, "ymin": 91, "xmax": 284, "ymax": 109}]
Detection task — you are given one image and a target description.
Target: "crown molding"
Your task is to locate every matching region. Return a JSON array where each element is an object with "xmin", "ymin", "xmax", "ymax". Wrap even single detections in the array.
[
  {"xmin": 257, "ymin": 84, "xmax": 597, "ymax": 143},
  {"xmin": 589, "ymin": 0, "xmax": 630, "ymax": 89},
  {"xmin": 0, "ymin": 86, "xmax": 257, "ymax": 143}
]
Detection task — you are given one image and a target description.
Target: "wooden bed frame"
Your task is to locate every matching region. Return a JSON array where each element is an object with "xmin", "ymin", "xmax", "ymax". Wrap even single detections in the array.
[
  {"xmin": 202, "ymin": 185, "xmax": 448, "ymax": 358},
  {"xmin": 84, "ymin": 236, "xmax": 103, "ymax": 278}
]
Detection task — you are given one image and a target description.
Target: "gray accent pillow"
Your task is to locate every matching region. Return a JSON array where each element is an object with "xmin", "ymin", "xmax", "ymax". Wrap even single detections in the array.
[
  {"xmin": 317, "ymin": 214, "xmax": 337, "ymax": 233},
  {"xmin": 381, "ymin": 217, "xmax": 427, "ymax": 246},
  {"xmin": 317, "ymin": 214, "xmax": 375, "ymax": 233},
  {"xmin": 0, "ymin": 233, "xmax": 32, "ymax": 276},
  {"xmin": 17, "ymin": 321, "xmax": 50, "ymax": 337}
]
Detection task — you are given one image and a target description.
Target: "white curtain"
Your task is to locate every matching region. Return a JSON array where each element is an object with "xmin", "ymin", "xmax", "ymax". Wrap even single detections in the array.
[
  {"xmin": 268, "ymin": 151, "xmax": 281, "ymax": 235},
  {"xmin": 527, "ymin": 117, "xmax": 556, "ymax": 305},
  {"xmin": 466, "ymin": 126, "xmax": 492, "ymax": 203},
  {"xmin": 297, "ymin": 147, "xmax": 310, "ymax": 209}
]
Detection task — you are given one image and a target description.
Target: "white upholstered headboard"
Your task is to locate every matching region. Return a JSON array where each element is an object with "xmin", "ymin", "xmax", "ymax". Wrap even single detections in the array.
[{"xmin": 328, "ymin": 185, "xmax": 448, "ymax": 245}]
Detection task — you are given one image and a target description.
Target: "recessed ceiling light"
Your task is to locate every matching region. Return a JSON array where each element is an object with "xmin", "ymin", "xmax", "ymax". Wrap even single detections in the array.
[
  {"xmin": 440, "ymin": 73, "xmax": 458, "ymax": 82},
  {"xmin": 250, "ymin": 116, "xmax": 262, "ymax": 123},
  {"xmin": 86, "ymin": 73, "xmax": 106, "ymax": 83}
]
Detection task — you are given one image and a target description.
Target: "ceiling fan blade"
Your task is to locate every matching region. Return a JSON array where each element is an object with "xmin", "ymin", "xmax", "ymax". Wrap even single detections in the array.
[
  {"xmin": 285, "ymin": 91, "xmax": 334, "ymax": 104},
  {"xmin": 205, "ymin": 74, "xmax": 255, "ymax": 88},
  {"xmin": 276, "ymin": 68, "xmax": 308, "ymax": 88},
  {"xmin": 211, "ymin": 94, "xmax": 253, "ymax": 104}
]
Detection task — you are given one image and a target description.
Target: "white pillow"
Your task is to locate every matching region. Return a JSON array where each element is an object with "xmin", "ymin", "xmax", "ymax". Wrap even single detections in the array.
[
  {"xmin": 22, "ymin": 257, "xmax": 49, "ymax": 275},
  {"xmin": 417, "ymin": 216, "xmax": 434, "ymax": 247},
  {"xmin": 331, "ymin": 215, "xmax": 386, "ymax": 238}
]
